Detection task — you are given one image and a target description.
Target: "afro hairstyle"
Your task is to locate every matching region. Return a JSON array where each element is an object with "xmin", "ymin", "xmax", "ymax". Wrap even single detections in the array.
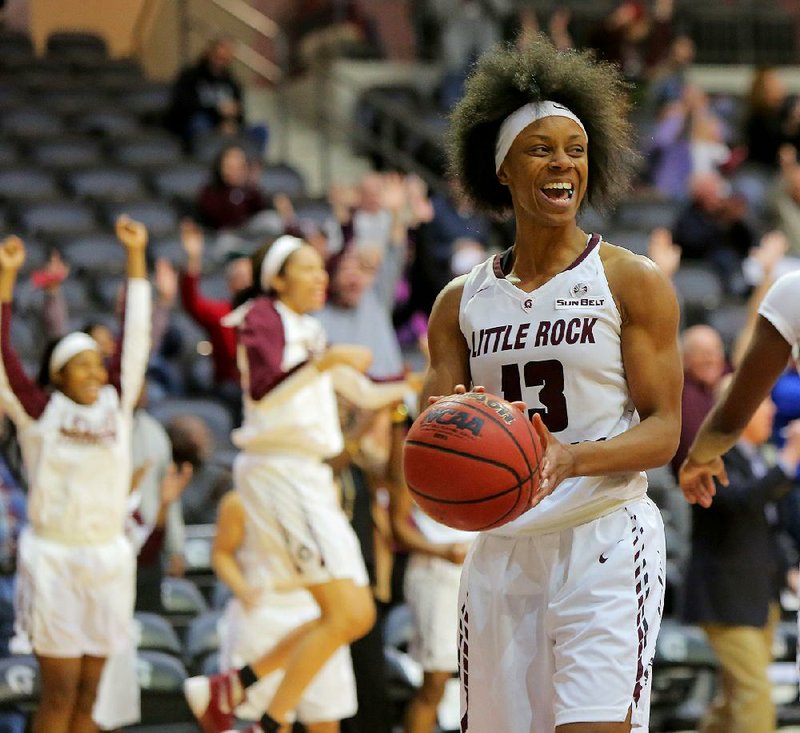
[{"xmin": 446, "ymin": 36, "xmax": 639, "ymax": 215}]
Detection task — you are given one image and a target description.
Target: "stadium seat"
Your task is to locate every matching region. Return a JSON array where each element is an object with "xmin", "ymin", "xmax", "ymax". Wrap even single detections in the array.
[
  {"xmin": 112, "ymin": 136, "xmax": 184, "ymax": 170},
  {"xmin": 0, "ymin": 30, "xmax": 33, "ymax": 66},
  {"xmin": 603, "ymin": 228, "xmax": 651, "ymax": 256},
  {"xmin": 101, "ymin": 200, "xmax": 179, "ymax": 239},
  {"xmin": 45, "ymin": 30, "xmax": 107, "ymax": 61},
  {"xmin": 183, "ymin": 610, "xmax": 222, "ymax": 675},
  {"xmin": 150, "ymin": 163, "xmax": 209, "ymax": 205},
  {"xmin": 44, "ymin": 89, "xmax": 111, "ymax": 116},
  {"xmin": 92, "ymin": 275, "xmax": 124, "ymax": 311},
  {"xmin": 134, "ymin": 612, "xmax": 183, "ymax": 658},
  {"xmin": 650, "ymin": 619, "xmax": 718, "ymax": 731},
  {"xmin": 191, "ymin": 132, "xmax": 262, "ymax": 164},
  {"xmin": 0, "ymin": 169, "xmax": 59, "ymax": 203},
  {"xmin": 29, "ymin": 137, "xmax": 104, "ymax": 170},
  {"xmin": 0, "ymin": 655, "xmax": 38, "ymax": 716},
  {"xmin": 0, "ymin": 140, "xmax": 20, "ymax": 169},
  {"xmin": 1, "ymin": 109, "xmax": 64, "ymax": 139},
  {"xmin": 73, "ymin": 109, "xmax": 141, "ymax": 138},
  {"xmin": 707, "ymin": 303, "xmax": 749, "ymax": 357},
  {"xmin": 672, "ymin": 263, "xmax": 724, "ymax": 326},
  {"xmin": 614, "ymin": 199, "xmax": 679, "ymax": 231},
  {"xmin": 17, "ymin": 201, "xmax": 97, "ymax": 238},
  {"xmin": 135, "ymin": 649, "xmax": 196, "ymax": 725},
  {"xmin": 258, "ymin": 163, "xmax": 307, "ymax": 198},
  {"xmin": 83, "ymin": 58, "xmax": 144, "ymax": 89},
  {"xmin": 0, "ymin": 86, "xmax": 29, "ymax": 111},
  {"xmin": 577, "ymin": 205, "xmax": 610, "ymax": 234},
  {"xmin": 122, "ymin": 82, "xmax": 172, "ymax": 120},
  {"xmin": 291, "ymin": 197, "xmax": 336, "ymax": 228},
  {"xmin": 161, "ymin": 576, "xmax": 209, "ymax": 633},
  {"xmin": 66, "ymin": 167, "xmax": 146, "ymax": 202},
  {"xmin": 62, "ymin": 234, "xmax": 127, "ymax": 275}
]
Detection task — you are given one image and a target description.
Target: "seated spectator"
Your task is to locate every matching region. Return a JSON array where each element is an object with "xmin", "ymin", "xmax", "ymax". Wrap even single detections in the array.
[
  {"xmin": 670, "ymin": 325, "xmax": 727, "ymax": 478},
  {"xmin": 167, "ymin": 414, "xmax": 232, "ymax": 526},
  {"xmin": 166, "ymin": 36, "xmax": 268, "ymax": 154},
  {"xmin": 744, "ymin": 66, "xmax": 800, "ymax": 171},
  {"xmin": 672, "ymin": 171, "xmax": 754, "ymax": 295},
  {"xmin": 197, "ymin": 145, "xmax": 273, "ymax": 231}
]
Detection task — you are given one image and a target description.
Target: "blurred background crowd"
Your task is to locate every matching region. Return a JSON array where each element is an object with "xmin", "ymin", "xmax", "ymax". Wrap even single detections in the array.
[{"xmin": 1, "ymin": 0, "xmax": 800, "ymax": 731}]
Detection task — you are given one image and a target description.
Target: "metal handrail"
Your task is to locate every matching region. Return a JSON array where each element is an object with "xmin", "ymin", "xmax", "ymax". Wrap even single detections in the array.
[{"xmin": 206, "ymin": 0, "xmax": 280, "ymax": 40}]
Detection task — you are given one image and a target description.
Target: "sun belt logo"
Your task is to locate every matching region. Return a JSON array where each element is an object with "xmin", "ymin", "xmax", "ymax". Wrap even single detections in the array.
[{"xmin": 570, "ymin": 281, "xmax": 589, "ymax": 297}]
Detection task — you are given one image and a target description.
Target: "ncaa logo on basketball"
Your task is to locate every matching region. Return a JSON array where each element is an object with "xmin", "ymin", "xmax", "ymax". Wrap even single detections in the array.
[{"xmin": 422, "ymin": 407, "xmax": 484, "ymax": 436}]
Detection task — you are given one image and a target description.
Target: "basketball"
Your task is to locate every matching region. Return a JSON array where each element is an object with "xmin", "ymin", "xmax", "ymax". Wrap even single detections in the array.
[{"xmin": 403, "ymin": 392, "xmax": 543, "ymax": 532}]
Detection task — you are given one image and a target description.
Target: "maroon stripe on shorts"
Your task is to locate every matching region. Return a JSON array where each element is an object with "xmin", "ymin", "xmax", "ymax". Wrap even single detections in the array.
[{"xmin": 458, "ymin": 599, "xmax": 469, "ymax": 732}]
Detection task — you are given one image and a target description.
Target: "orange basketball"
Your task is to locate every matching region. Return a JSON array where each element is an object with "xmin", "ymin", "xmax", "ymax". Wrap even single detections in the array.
[{"xmin": 403, "ymin": 392, "xmax": 543, "ymax": 531}]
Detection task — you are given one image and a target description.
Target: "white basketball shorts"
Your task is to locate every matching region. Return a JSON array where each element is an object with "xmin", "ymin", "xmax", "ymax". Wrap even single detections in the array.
[
  {"xmin": 234, "ymin": 453, "xmax": 369, "ymax": 590},
  {"xmin": 15, "ymin": 528, "xmax": 135, "ymax": 658},
  {"xmin": 405, "ymin": 554, "xmax": 464, "ymax": 673},
  {"xmin": 458, "ymin": 497, "xmax": 665, "ymax": 733},
  {"xmin": 219, "ymin": 589, "xmax": 357, "ymax": 723}
]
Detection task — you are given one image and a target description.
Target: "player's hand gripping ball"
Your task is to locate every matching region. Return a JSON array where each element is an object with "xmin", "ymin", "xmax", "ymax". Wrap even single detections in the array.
[{"xmin": 403, "ymin": 392, "xmax": 543, "ymax": 531}]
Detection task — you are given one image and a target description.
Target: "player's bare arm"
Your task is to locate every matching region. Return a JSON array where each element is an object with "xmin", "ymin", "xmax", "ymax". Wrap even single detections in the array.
[
  {"xmin": 538, "ymin": 247, "xmax": 682, "ymax": 492},
  {"xmin": 680, "ymin": 315, "xmax": 792, "ymax": 506},
  {"xmin": 212, "ymin": 491, "xmax": 261, "ymax": 610},
  {"xmin": 420, "ymin": 276, "xmax": 471, "ymax": 411}
]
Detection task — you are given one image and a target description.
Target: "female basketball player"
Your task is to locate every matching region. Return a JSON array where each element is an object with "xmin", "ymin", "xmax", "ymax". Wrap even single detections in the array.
[
  {"xmin": 421, "ymin": 38, "xmax": 683, "ymax": 733},
  {"xmin": 0, "ymin": 217, "xmax": 150, "ymax": 733},
  {"xmin": 184, "ymin": 234, "xmax": 412, "ymax": 733},
  {"xmin": 680, "ymin": 269, "xmax": 800, "ymax": 505}
]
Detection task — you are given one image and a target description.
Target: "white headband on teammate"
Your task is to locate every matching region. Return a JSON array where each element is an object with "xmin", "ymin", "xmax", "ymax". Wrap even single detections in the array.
[
  {"xmin": 260, "ymin": 235, "xmax": 304, "ymax": 290},
  {"xmin": 494, "ymin": 100, "xmax": 588, "ymax": 173},
  {"xmin": 49, "ymin": 332, "xmax": 99, "ymax": 376}
]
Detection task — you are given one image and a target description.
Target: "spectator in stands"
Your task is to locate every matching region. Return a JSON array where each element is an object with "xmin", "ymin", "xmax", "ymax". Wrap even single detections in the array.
[
  {"xmin": 0, "ymin": 218, "xmax": 150, "ymax": 733},
  {"xmin": 408, "ymin": 176, "xmax": 490, "ymax": 314},
  {"xmin": 131, "ymin": 388, "xmax": 187, "ymax": 613},
  {"xmin": 647, "ymin": 84, "xmax": 732, "ymax": 201},
  {"xmin": 744, "ymin": 67, "xmax": 800, "ymax": 171},
  {"xmin": 670, "ymin": 325, "xmax": 726, "ymax": 478},
  {"xmin": 178, "ymin": 219, "xmax": 249, "ymax": 422},
  {"xmin": 681, "ymin": 376, "xmax": 800, "ymax": 733},
  {"xmin": 197, "ymin": 145, "xmax": 272, "ymax": 231},
  {"xmin": 317, "ymin": 247, "xmax": 405, "ymax": 381},
  {"xmin": 769, "ymin": 144, "xmax": 800, "ymax": 256},
  {"xmin": 587, "ymin": 0, "xmax": 674, "ymax": 94},
  {"xmin": 672, "ymin": 171, "xmax": 754, "ymax": 295},
  {"xmin": 286, "ymin": 0, "xmax": 383, "ymax": 75},
  {"xmin": 166, "ymin": 414, "xmax": 231, "ymax": 526},
  {"xmin": 166, "ymin": 36, "xmax": 267, "ymax": 154},
  {"xmin": 648, "ymin": 33, "xmax": 696, "ymax": 112}
]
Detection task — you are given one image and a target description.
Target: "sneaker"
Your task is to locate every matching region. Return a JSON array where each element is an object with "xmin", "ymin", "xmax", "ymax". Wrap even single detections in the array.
[
  {"xmin": 183, "ymin": 671, "xmax": 244, "ymax": 733},
  {"xmin": 223, "ymin": 727, "xmax": 262, "ymax": 733}
]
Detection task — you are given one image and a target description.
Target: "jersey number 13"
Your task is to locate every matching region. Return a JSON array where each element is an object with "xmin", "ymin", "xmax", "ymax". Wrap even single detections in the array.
[{"xmin": 501, "ymin": 360, "xmax": 568, "ymax": 432}]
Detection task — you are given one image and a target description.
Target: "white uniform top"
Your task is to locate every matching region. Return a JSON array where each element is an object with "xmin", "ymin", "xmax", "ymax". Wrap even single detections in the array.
[
  {"xmin": 459, "ymin": 236, "xmax": 647, "ymax": 536},
  {"xmin": 226, "ymin": 296, "xmax": 409, "ymax": 458},
  {"xmin": 759, "ymin": 270, "xmax": 800, "ymax": 347},
  {"xmin": 0, "ymin": 279, "xmax": 151, "ymax": 544},
  {"xmin": 413, "ymin": 506, "xmax": 476, "ymax": 545}
]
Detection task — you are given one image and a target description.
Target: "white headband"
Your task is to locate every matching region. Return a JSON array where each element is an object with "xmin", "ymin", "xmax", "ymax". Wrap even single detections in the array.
[
  {"xmin": 260, "ymin": 235, "xmax": 304, "ymax": 290},
  {"xmin": 49, "ymin": 332, "xmax": 99, "ymax": 376},
  {"xmin": 495, "ymin": 100, "xmax": 588, "ymax": 172}
]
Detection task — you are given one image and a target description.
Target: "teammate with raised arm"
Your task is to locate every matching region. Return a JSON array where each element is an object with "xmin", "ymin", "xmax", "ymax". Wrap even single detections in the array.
[
  {"xmin": 680, "ymin": 270, "xmax": 800, "ymax": 505},
  {"xmin": 0, "ymin": 218, "xmax": 150, "ymax": 733},
  {"xmin": 421, "ymin": 38, "xmax": 682, "ymax": 732}
]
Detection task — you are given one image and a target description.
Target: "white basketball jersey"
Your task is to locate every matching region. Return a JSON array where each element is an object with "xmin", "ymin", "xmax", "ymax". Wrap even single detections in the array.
[
  {"xmin": 459, "ymin": 235, "xmax": 647, "ymax": 536},
  {"xmin": 413, "ymin": 505, "xmax": 476, "ymax": 545}
]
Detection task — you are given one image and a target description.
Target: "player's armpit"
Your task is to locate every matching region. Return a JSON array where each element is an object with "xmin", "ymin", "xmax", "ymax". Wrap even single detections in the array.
[{"xmin": 420, "ymin": 276, "xmax": 471, "ymax": 411}]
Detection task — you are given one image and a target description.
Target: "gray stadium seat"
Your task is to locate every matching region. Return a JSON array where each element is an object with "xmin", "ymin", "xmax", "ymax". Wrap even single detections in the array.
[
  {"xmin": 73, "ymin": 109, "xmax": 141, "ymax": 138},
  {"xmin": 45, "ymin": 89, "xmax": 111, "ymax": 116},
  {"xmin": 62, "ymin": 234, "xmax": 126, "ymax": 275},
  {"xmin": 708, "ymin": 303, "xmax": 749, "ymax": 357},
  {"xmin": 672, "ymin": 263, "xmax": 724, "ymax": 325},
  {"xmin": 134, "ymin": 612, "xmax": 183, "ymax": 657},
  {"xmin": 45, "ymin": 30, "xmax": 107, "ymax": 60},
  {"xmin": 150, "ymin": 164, "xmax": 209, "ymax": 203},
  {"xmin": 123, "ymin": 82, "xmax": 172, "ymax": 119},
  {"xmin": 112, "ymin": 136, "xmax": 184, "ymax": 170},
  {"xmin": 18, "ymin": 201, "xmax": 97, "ymax": 238},
  {"xmin": 258, "ymin": 163, "xmax": 307, "ymax": 198},
  {"xmin": 1, "ymin": 109, "xmax": 64, "ymax": 138},
  {"xmin": 160, "ymin": 577, "xmax": 209, "ymax": 636},
  {"xmin": 577, "ymin": 205, "xmax": 611, "ymax": 234},
  {"xmin": 614, "ymin": 199, "xmax": 679, "ymax": 231},
  {"xmin": 292, "ymin": 197, "xmax": 335, "ymax": 228},
  {"xmin": 192, "ymin": 132, "xmax": 262, "ymax": 164},
  {"xmin": 29, "ymin": 138, "xmax": 104, "ymax": 170},
  {"xmin": 102, "ymin": 200, "xmax": 179, "ymax": 239},
  {"xmin": 84, "ymin": 58, "xmax": 144, "ymax": 89},
  {"xmin": 66, "ymin": 167, "xmax": 145, "ymax": 202},
  {"xmin": 0, "ymin": 140, "xmax": 22, "ymax": 168},
  {"xmin": 0, "ymin": 169, "xmax": 59, "ymax": 202},
  {"xmin": 183, "ymin": 610, "xmax": 222, "ymax": 675},
  {"xmin": 135, "ymin": 650, "xmax": 196, "ymax": 725},
  {"xmin": 602, "ymin": 228, "xmax": 651, "ymax": 256},
  {"xmin": 0, "ymin": 30, "xmax": 33, "ymax": 66}
]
